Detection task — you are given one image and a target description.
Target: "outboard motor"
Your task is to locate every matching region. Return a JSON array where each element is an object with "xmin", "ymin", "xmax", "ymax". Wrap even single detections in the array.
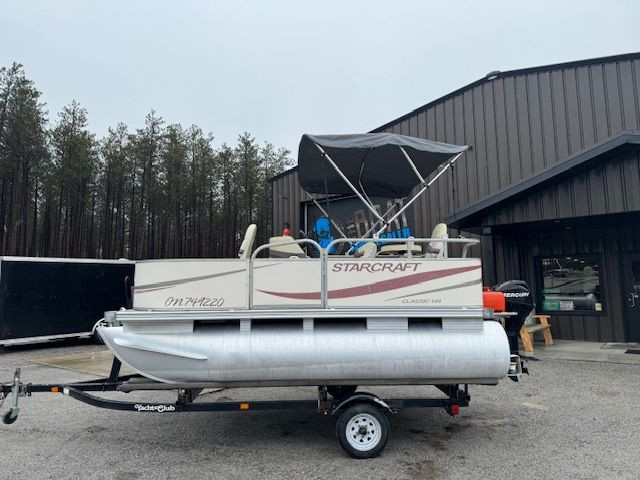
[{"xmin": 493, "ymin": 280, "xmax": 534, "ymax": 355}]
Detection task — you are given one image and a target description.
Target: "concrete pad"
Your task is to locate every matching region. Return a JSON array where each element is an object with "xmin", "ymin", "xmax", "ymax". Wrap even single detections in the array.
[
  {"xmin": 527, "ymin": 339, "xmax": 640, "ymax": 365},
  {"xmin": 32, "ymin": 349, "xmax": 135, "ymax": 377},
  {"xmin": 601, "ymin": 342, "xmax": 639, "ymax": 349}
]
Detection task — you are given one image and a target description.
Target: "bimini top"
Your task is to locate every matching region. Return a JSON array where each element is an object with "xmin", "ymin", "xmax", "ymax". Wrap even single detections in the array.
[{"xmin": 298, "ymin": 133, "xmax": 469, "ymax": 198}]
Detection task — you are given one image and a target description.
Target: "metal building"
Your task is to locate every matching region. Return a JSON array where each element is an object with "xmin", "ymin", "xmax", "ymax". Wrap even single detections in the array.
[{"xmin": 270, "ymin": 52, "xmax": 640, "ymax": 342}]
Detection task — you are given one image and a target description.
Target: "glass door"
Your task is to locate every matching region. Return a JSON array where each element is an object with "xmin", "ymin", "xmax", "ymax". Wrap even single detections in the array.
[{"xmin": 622, "ymin": 254, "xmax": 640, "ymax": 341}]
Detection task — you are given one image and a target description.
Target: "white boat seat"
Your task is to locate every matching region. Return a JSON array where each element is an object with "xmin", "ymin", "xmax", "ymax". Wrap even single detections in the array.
[
  {"xmin": 268, "ymin": 236, "xmax": 306, "ymax": 258},
  {"xmin": 378, "ymin": 244, "xmax": 423, "ymax": 256},
  {"xmin": 427, "ymin": 223, "xmax": 448, "ymax": 258},
  {"xmin": 355, "ymin": 241, "xmax": 378, "ymax": 258},
  {"xmin": 238, "ymin": 224, "xmax": 257, "ymax": 259}
]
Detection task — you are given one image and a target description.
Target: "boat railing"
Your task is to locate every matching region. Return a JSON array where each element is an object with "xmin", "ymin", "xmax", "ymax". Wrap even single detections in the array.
[
  {"xmin": 249, "ymin": 236, "xmax": 479, "ymax": 309},
  {"xmin": 324, "ymin": 236, "xmax": 480, "ymax": 260}
]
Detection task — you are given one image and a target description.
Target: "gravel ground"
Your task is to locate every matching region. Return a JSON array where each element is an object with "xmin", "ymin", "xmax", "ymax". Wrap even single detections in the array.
[{"xmin": 1, "ymin": 339, "xmax": 639, "ymax": 480}]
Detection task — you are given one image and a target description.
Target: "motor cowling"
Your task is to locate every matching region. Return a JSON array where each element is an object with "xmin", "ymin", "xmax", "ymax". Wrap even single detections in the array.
[{"xmin": 493, "ymin": 280, "xmax": 534, "ymax": 355}]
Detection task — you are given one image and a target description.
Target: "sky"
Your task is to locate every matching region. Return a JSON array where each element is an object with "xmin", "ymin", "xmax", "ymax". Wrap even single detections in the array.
[{"xmin": 2, "ymin": 1, "xmax": 640, "ymax": 155}]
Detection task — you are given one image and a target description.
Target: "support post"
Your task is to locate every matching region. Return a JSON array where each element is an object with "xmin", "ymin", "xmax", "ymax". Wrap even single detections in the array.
[
  {"xmin": 108, "ymin": 358, "xmax": 122, "ymax": 382},
  {"xmin": 399, "ymin": 146, "xmax": 426, "ymax": 185}
]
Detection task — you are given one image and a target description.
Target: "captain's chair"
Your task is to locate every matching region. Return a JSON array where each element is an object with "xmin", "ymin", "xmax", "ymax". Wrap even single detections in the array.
[
  {"xmin": 238, "ymin": 224, "xmax": 257, "ymax": 259},
  {"xmin": 377, "ymin": 223, "xmax": 448, "ymax": 258}
]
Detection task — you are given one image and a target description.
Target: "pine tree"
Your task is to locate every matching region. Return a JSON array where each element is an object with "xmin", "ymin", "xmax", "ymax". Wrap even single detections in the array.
[
  {"xmin": 0, "ymin": 63, "xmax": 49, "ymax": 256},
  {"xmin": 258, "ymin": 142, "xmax": 291, "ymax": 245},
  {"xmin": 47, "ymin": 101, "xmax": 97, "ymax": 257},
  {"xmin": 128, "ymin": 111, "xmax": 164, "ymax": 258},
  {"xmin": 159, "ymin": 124, "xmax": 188, "ymax": 257},
  {"xmin": 98, "ymin": 123, "xmax": 132, "ymax": 258}
]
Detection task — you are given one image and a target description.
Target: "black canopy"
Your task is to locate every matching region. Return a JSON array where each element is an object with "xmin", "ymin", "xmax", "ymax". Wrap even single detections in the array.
[{"xmin": 298, "ymin": 133, "xmax": 469, "ymax": 198}]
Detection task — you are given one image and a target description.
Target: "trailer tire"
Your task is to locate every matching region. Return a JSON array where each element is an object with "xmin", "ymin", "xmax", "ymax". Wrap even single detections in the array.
[
  {"xmin": 3, "ymin": 411, "xmax": 17, "ymax": 425},
  {"xmin": 327, "ymin": 385, "xmax": 357, "ymax": 399},
  {"xmin": 336, "ymin": 403, "xmax": 389, "ymax": 459}
]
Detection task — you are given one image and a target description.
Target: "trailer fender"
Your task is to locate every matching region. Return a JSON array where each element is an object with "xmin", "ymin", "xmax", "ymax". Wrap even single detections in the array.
[{"xmin": 331, "ymin": 392, "xmax": 393, "ymax": 415}]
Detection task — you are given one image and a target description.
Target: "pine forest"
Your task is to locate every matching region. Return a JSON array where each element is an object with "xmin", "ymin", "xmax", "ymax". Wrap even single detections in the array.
[{"xmin": 0, "ymin": 63, "xmax": 292, "ymax": 260}]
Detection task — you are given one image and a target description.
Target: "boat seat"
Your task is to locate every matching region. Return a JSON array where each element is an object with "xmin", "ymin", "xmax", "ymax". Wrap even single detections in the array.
[
  {"xmin": 355, "ymin": 241, "xmax": 378, "ymax": 258},
  {"xmin": 238, "ymin": 224, "xmax": 257, "ymax": 259},
  {"xmin": 378, "ymin": 244, "xmax": 422, "ymax": 256},
  {"xmin": 425, "ymin": 223, "xmax": 448, "ymax": 258},
  {"xmin": 268, "ymin": 236, "xmax": 306, "ymax": 258}
]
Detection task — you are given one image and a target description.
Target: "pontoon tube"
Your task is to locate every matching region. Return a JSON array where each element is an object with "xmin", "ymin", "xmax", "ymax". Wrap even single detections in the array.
[{"xmin": 98, "ymin": 321, "xmax": 510, "ymax": 386}]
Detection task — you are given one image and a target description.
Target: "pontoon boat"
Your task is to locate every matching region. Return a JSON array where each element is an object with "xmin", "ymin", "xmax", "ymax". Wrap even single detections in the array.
[{"xmin": 97, "ymin": 133, "xmax": 527, "ymax": 387}]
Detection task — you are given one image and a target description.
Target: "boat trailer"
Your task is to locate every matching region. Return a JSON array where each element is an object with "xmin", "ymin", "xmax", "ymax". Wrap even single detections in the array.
[{"xmin": 0, "ymin": 358, "xmax": 481, "ymax": 458}]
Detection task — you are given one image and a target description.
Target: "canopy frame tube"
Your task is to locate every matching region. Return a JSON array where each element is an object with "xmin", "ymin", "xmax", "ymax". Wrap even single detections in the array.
[
  {"xmin": 348, "ymin": 149, "xmax": 463, "ymax": 242},
  {"xmin": 312, "ymin": 142, "xmax": 387, "ymax": 229},
  {"xmin": 399, "ymin": 146, "xmax": 427, "ymax": 185},
  {"xmin": 304, "ymin": 192, "xmax": 349, "ymax": 240},
  {"xmin": 375, "ymin": 151, "xmax": 463, "ymax": 237},
  {"xmin": 355, "ymin": 146, "xmax": 431, "ymax": 241}
]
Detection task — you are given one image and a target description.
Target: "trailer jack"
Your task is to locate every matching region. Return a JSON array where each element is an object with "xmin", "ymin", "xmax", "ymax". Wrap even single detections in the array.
[
  {"xmin": 2, "ymin": 368, "xmax": 25, "ymax": 424},
  {"xmin": 508, "ymin": 354, "xmax": 529, "ymax": 382}
]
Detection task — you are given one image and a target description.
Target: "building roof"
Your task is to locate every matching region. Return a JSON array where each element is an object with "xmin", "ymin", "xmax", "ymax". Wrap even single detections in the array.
[
  {"xmin": 371, "ymin": 51, "xmax": 640, "ymax": 133},
  {"xmin": 443, "ymin": 131, "xmax": 640, "ymax": 228},
  {"xmin": 270, "ymin": 52, "xmax": 640, "ymax": 184},
  {"xmin": 269, "ymin": 164, "xmax": 298, "ymax": 182}
]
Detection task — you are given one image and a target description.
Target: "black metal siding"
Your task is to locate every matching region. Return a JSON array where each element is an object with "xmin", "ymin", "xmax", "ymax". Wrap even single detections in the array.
[
  {"xmin": 493, "ymin": 218, "xmax": 640, "ymax": 342},
  {"xmin": 373, "ymin": 57, "xmax": 640, "ymax": 235},
  {"xmin": 484, "ymin": 148, "xmax": 640, "ymax": 225},
  {"xmin": 271, "ymin": 169, "xmax": 305, "ymax": 239}
]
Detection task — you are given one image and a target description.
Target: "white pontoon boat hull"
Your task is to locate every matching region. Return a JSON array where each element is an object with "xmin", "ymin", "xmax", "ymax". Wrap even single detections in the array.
[{"xmin": 97, "ymin": 320, "xmax": 510, "ymax": 386}]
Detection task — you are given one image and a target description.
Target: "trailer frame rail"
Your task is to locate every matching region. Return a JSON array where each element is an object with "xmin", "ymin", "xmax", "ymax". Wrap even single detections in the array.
[{"xmin": 1, "ymin": 366, "xmax": 470, "ymax": 424}]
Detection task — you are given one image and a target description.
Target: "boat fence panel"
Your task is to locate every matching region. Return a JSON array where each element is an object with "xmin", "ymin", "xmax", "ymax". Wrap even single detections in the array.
[
  {"xmin": 132, "ymin": 259, "xmax": 249, "ymax": 310},
  {"xmin": 252, "ymin": 259, "xmax": 322, "ymax": 308},
  {"xmin": 326, "ymin": 257, "xmax": 483, "ymax": 308},
  {"xmin": 129, "ymin": 238, "xmax": 482, "ymax": 311}
]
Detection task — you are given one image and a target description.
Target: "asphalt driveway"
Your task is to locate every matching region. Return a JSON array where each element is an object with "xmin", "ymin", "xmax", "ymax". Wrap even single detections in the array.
[{"xmin": 1, "ymin": 340, "xmax": 638, "ymax": 480}]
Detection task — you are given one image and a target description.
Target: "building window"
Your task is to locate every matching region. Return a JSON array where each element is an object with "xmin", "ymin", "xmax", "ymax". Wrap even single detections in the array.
[{"xmin": 537, "ymin": 255, "xmax": 603, "ymax": 313}]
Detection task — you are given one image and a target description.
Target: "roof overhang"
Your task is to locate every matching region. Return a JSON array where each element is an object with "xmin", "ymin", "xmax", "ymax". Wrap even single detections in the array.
[{"xmin": 444, "ymin": 131, "xmax": 640, "ymax": 229}]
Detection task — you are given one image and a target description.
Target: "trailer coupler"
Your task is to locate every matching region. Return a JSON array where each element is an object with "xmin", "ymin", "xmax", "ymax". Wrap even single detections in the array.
[{"xmin": 2, "ymin": 368, "xmax": 26, "ymax": 424}]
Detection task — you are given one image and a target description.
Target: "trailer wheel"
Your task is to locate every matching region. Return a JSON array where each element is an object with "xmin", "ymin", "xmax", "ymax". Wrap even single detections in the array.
[
  {"xmin": 327, "ymin": 385, "xmax": 357, "ymax": 399},
  {"xmin": 3, "ymin": 411, "xmax": 17, "ymax": 425},
  {"xmin": 336, "ymin": 403, "xmax": 389, "ymax": 459}
]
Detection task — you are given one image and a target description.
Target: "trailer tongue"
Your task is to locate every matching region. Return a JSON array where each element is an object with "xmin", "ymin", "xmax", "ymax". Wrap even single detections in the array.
[{"xmin": 1, "ymin": 132, "xmax": 532, "ymax": 459}]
